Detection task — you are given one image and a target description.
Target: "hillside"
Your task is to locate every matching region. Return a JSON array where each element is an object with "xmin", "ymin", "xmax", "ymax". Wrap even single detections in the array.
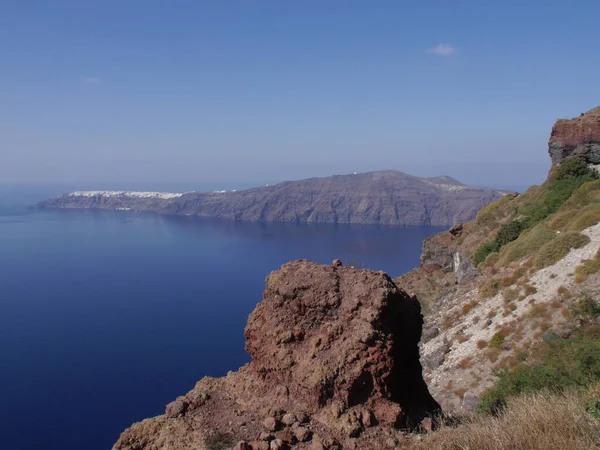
[
  {"xmin": 39, "ymin": 171, "xmax": 507, "ymax": 227},
  {"xmin": 396, "ymin": 106, "xmax": 600, "ymax": 415}
]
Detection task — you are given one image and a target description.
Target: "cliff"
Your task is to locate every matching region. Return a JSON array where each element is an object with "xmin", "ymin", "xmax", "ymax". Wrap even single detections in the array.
[
  {"xmin": 549, "ymin": 106, "xmax": 600, "ymax": 165},
  {"xmin": 39, "ymin": 171, "xmax": 508, "ymax": 227},
  {"xmin": 114, "ymin": 260, "xmax": 440, "ymax": 450}
]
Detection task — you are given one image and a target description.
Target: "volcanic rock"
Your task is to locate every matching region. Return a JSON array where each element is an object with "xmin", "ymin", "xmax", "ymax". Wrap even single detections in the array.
[
  {"xmin": 549, "ymin": 106, "xmax": 600, "ymax": 165},
  {"xmin": 113, "ymin": 260, "xmax": 440, "ymax": 449}
]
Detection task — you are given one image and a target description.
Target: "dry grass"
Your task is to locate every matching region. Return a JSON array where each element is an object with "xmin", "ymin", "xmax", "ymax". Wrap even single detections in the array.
[
  {"xmin": 407, "ymin": 392, "xmax": 600, "ymax": 450},
  {"xmin": 461, "ymin": 300, "xmax": 478, "ymax": 315}
]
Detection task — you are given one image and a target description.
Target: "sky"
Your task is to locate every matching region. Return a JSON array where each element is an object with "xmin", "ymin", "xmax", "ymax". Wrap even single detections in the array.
[{"xmin": 2, "ymin": 1, "xmax": 600, "ymax": 191}]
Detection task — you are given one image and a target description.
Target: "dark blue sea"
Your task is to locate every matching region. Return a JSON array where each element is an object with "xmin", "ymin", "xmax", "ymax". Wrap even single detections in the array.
[{"xmin": 0, "ymin": 185, "xmax": 443, "ymax": 450}]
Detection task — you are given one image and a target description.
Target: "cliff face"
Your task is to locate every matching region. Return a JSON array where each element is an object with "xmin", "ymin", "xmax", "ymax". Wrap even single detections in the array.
[
  {"xmin": 549, "ymin": 106, "xmax": 600, "ymax": 165},
  {"xmin": 39, "ymin": 171, "xmax": 507, "ymax": 227},
  {"xmin": 114, "ymin": 261, "xmax": 440, "ymax": 450}
]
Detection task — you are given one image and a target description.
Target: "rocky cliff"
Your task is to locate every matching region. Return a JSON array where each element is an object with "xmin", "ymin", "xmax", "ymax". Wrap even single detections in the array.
[
  {"xmin": 549, "ymin": 106, "xmax": 600, "ymax": 165},
  {"xmin": 39, "ymin": 171, "xmax": 508, "ymax": 227},
  {"xmin": 113, "ymin": 260, "xmax": 440, "ymax": 450}
]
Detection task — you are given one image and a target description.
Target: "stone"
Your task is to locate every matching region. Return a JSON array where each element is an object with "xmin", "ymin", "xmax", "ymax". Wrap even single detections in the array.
[
  {"xmin": 263, "ymin": 417, "xmax": 280, "ymax": 432},
  {"xmin": 164, "ymin": 399, "xmax": 188, "ymax": 418},
  {"xmin": 461, "ymin": 391, "xmax": 481, "ymax": 413},
  {"xmin": 421, "ymin": 343, "xmax": 450, "ymax": 370},
  {"xmin": 281, "ymin": 413, "xmax": 296, "ymax": 426},
  {"xmin": 293, "ymin": 426, "xmax": 312, "ymax": 442},
  {"xmin": 250, "ymin": 442, "xmax": 270, "ymax": 450},
  {"xmin": 274, "ymin": 429, "xmax": 294, "ymax": 443},
  {"xmin": 332, "ymin": 259, "xmax": 342, "ymax": 267},
  {"xmin": 258, "ymin": 432, "xmax": 273, "ymax": 441},
  {"xmin": 234, "ymin": 442, "xmax": 250, "ymax": 450},
  {"xmin": 295, "ymin": 412, "xmax": 309, "ymax": 423},
  {"xmin": 270, "ymin": 438, "xmax": 285, "ymax": 450},
  {"xmin": 420, "ymin": 417, "xmax": 433, "ymax": 433}
]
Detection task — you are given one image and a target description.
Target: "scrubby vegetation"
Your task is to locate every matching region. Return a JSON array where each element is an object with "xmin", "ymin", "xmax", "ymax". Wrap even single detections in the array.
[
  {"xmin": 473, "ymin": 157, "xmax": 598, "ymax": 267},
  {"xmin": 478, "ymin": 295, "xmax": 600, "ymax": 414}
]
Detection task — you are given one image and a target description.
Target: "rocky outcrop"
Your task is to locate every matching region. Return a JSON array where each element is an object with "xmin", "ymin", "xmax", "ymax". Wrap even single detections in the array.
[
  {"xmin": 113, "ymin": 260, "xmax": 440, "ymax": 450},
  {"xmin": 39, "ymin": 171, "xmax": 508, "ymax": 227},
  {"xmin": 549, "ymin": 106, "xmax": 600, "ymax": 165}
]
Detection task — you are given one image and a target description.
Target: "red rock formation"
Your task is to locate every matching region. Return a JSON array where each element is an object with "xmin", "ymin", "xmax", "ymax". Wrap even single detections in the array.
[
  {"xmin": 549, "ymin": 107, "xmax": 600, "ymax": 165},
  {"xmin": 113, "ymin": 260, "xmax": 440, "ymax": 450}
]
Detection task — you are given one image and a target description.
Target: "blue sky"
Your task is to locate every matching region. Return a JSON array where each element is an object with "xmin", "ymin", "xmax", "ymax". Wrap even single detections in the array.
[{"xmin": 2, "ymin": 1, "xmax": 600, "ymax": 190}]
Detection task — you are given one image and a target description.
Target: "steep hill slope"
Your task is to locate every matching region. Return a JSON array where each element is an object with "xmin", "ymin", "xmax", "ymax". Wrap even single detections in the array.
[{"xmin": 396, "ymin": 106, "xmax": 600, "ymax": 413}]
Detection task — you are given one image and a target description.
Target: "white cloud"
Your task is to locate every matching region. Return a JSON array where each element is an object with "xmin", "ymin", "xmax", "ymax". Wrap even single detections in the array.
[
  {"xmin": 83, "ymin": 77, "xmax": 101, "ymax": 84},
  {"xmin": 426, "ymin": 44, "xmax": 457, "ymax": 56}
]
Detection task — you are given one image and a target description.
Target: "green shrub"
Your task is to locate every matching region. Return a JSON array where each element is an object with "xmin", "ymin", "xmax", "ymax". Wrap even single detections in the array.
[
  {"xmin": 489, "ymin": 332, "xmax": 506, "ymax": 349},
  {"xmin": 496, "ymin": 220, "xmax": 527, "ymax": 247},
  {"xmin": 474, "ymin": 242, "xmax": 499, "ymax": 266},
  {"xmin": 534, "ymin": 232, "xmax": 590, "ymax": 268},
  {"xmin": 474, "ymin": 220, "xmax": 528, "ymax": 267}
]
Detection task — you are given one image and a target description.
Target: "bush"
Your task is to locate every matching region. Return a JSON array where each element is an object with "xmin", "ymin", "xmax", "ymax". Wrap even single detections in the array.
[
  {"xmin": 495, "ymin": 220, "xmax": 527, "ymax": 247},
  {"xmin": 474, "ymin": 220, "xmax": 528, "ymax": 267},
  {"xmin": 489, "ymin": 332, "xmax": 506, "ymax": 349},
  {"xmin": 534, "ymin": 232, "xmax": 590, "ymax": 268},
  {"xmin": 474, "ymin": 242, "xmax": 499, "ymax": 266}
]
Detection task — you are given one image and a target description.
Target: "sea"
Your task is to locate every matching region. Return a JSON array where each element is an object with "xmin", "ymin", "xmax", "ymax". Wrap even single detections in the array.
[{"xmin": 0, "ymin": 184, "xmax": 443, "ymax": 450}]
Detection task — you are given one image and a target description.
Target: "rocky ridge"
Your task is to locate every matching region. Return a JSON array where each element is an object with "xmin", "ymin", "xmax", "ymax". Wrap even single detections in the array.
[{"xmin": 39, "ymin": 171, "xmax": 508, "ymax": 227}]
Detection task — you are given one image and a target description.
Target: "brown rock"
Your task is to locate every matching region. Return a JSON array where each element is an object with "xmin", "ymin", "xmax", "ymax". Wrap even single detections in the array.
[
  {"xmin": 258, "ymin": 432, "xmax": 273, "ymax": 441},
  {"xmin": 234, "ymin": 442, "xmax": 251, "ymax": 450},
  {"xmin": 164, "ymin": 399, "xmax": 188, "ymax": 418},
  {"xmin": 332, "ymin": 259, "xmax": 342, "ymax": 267},
  {"xmin": 250, "ymin": 442, "xmax": 270, "ymax": 450},
  {"xmin": 270, "ymin": 438, "xmax": 285, "ymax": 450},
  {"xmin": 296, "ymin": 412, "xmax": 309, "ymax": 423},
  {"xmin": 245, "ymin": 261, "xmax": 440, "ymax": 425},
  {"xmin": 281, "ymin": 413, "xmax": 296, "ymax": 426},
  {"xmin": 420, "ymin": 417, "xmax": 433, "ymax": 433},
  {"xmin": 293, "ymin": 426, "xmax": 312, "ymax": 442},
  {"xmin": 263, "ymin": 417, "xmax": 280, "ymax": 432},
  {"xmin": 274, "ymin": 429, "xmax": 294, "ymax": 443}
]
